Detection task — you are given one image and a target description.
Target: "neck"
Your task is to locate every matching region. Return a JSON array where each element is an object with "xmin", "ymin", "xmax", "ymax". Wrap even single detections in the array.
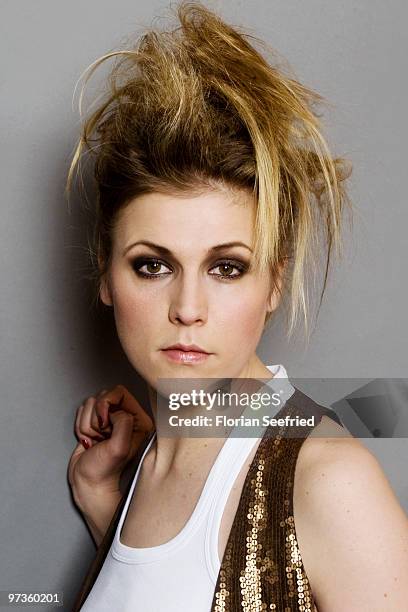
[{"xmin": 144, "ymin": 356, "xmax": 276, "ymax": 477}]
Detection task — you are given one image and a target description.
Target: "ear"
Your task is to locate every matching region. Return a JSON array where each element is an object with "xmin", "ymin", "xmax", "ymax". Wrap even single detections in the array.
[
  {"xmin": 97, "ymin": 253, "xmax": 113, "ymax": 307},
  {"xmin": 266, "ymin": 289, "xmax": 280, "ymax": 314},
  {"xmin": 99, "ymin": 275, "xmax": 113, "ymax": 307},
  {"xmin": 266, "ymin": 260, "xmax": 286, "ymax": 314}
]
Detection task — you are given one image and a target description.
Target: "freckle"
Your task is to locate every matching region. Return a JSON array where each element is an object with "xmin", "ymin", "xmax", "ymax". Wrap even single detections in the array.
[
  {"xmin": 346, "ymin": 509, "xmax": 350, "ymax": 513},
  {"xmin": 321, "ymin": 473, "xmax": 325, "ymax": 477},
  {"xmin": 394, "ymin": 577, "xmax": 398, "ymax": 581},
  {"xmin": 384, "ymin": 593, "xmax": 387, "ymax": 598}
]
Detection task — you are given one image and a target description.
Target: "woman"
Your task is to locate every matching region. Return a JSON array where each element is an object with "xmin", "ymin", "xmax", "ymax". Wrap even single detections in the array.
[{"xmin": 66, "ymin": 2, "xmax": 408, "ymax": 610}]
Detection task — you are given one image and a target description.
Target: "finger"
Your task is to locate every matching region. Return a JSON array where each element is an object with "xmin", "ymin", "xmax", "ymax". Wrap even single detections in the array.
[
  {"xmin": 105, "ymin": 411, "xmax": 135, "ymax": 461},
  {"xmin": 75, "ymin": 404, "xmax": 99, "ymax": 443},
  {"xmin": 89, "ymin": 397, "xmax": 111, "ymax": 435},
  {"xmin": 73, "ymin": 413, "xmax": 93, "ymax": 450},
  {"xmin": 96, "ymin": 389, "xmax": 108, "ymax": 399},
  {"xmin": 94, "ymin": 385, "xmax": 127, "ymax": 427},
  {"xmin": 74, "ymin": 405, "xmax": 93, "ymax": 448},
  {"xmin": 79, "ymin": 396, "xmax": 105, "ymax": 442},
  {"xmin": 95, "ymin": 385, "xmax": 154, "ymax": 432},
  {"xmin": 75, "ymin": 404, "xmax": 84, "ymax": 440}
]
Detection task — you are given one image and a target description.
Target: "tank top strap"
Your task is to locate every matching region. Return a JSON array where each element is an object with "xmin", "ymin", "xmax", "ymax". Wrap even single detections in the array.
[{"xmin": 210, "ymin": 386, "xmax": 341, "ymax": 611}]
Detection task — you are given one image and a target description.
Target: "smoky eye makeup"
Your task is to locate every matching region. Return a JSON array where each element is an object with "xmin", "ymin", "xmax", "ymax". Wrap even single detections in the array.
[
  {"xmin": 128, "ymin": 254, "xmax": 250, "ymax": 280},
  {"xmin": 130, "ymin": 256, "xmax": 172, "ymax": 278}
]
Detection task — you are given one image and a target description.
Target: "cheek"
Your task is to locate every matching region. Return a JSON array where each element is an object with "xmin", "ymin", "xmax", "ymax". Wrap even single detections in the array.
[
  {"xmin": 110, "ymin": 276, "xmax": 162, "ymax": 340},
  {"xmin": 214, "ymin": 288, "xmax": 267, "ymax": 342},
  {"xmin": 110, "ymin": 282, "xmax": 165, "ymax": 376}
]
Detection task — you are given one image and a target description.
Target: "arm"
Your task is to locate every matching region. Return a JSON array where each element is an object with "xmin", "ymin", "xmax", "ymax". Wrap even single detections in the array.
[
  {"xmin": 294, "ymin": 436, "xmax": 408, "ymax": 611},
  {"xmin": 72, "ymin": 481, "xmax": 122, "ymax": 547},
  {"xmin": 69, "ymin": 385, "xmax": 154, "ymax": 547}
]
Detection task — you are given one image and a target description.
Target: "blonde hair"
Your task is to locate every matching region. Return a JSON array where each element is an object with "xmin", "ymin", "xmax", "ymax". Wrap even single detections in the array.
[{"xmin": 66, "ymin": 0, "xmax": 352, "ymax": 341}]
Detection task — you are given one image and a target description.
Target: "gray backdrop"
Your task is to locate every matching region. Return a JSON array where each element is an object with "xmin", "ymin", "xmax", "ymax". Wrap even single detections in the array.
[{"xmin": 1, "ymin": 1, "xmax": 406, "ymax": 609}]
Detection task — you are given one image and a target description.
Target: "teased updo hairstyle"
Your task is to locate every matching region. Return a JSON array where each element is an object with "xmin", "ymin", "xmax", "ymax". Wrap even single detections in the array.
[{"xmin": 66, "ymin": 0, "xmax": 352, "ymax": 341}]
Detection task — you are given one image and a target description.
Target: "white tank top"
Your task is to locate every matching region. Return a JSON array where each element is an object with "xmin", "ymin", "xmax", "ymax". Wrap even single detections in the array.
[{"xmin": 81, "ymin": 364, "xmax": 295, "ymax": 611}]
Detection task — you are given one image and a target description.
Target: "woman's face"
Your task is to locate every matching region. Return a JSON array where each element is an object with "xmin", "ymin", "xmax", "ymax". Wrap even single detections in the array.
[{"xmin": 100, "ymin": 187, "xmax": 280, "ymax": 389}]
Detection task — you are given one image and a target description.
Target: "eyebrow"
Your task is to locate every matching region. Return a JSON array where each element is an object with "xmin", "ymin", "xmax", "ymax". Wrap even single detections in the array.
[{"xmin": 123, "ymin": 240, "xmax": 253, "ymax": 257}]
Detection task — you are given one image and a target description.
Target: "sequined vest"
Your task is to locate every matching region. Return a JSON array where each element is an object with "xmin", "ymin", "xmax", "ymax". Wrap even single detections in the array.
[{"xmin": 71, "ymin": 386, "xmax": 342, "ymax": 611}]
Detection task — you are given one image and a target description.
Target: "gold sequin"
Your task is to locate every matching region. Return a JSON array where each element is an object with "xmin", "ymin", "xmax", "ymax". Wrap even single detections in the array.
[{"xmin": 210, "ymin": 397, "xmax": 328, "ymax": 612}]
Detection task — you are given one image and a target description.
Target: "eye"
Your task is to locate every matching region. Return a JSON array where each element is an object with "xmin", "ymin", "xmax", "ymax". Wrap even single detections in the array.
[
  {"xmin": 209, "ymin": 260, "xmax": 247, "ymax": 280},
  {"xmin": 130, "ymin": 257, "xmax": 248, "ymax": 281},
  {"xmin": 131, "ymin": 257, "xmax": 172, "ymax": 279}
]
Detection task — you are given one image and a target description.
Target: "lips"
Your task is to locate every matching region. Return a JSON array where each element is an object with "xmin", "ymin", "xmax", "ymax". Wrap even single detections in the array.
[
  {"xmin": 161, "ymin": 343, "xmax": 212, "ymax": 364},
  {"xmin": 163, "ymin": 343, "xmax": 210, "ymax": 354}
]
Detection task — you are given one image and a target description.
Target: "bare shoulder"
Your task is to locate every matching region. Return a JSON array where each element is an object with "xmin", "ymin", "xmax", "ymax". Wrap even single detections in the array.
[{"xmin": 292, "ymin": 413, "xmax": 408, "ymax": 611}]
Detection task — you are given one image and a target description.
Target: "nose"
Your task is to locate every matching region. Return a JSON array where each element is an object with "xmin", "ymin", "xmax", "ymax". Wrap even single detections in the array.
[{"xmin": 168, "ymin": 271, "xmax": 208, "ymax": 326}]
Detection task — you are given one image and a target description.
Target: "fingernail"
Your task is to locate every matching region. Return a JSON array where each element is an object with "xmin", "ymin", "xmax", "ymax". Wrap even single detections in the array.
[
  {"xmin": 81, "ymin": 438, "xmax": 90, "ymax": 449},
  {"xmin": 98, "ymin": 415, "xmax": 105, "ymax": 428}
]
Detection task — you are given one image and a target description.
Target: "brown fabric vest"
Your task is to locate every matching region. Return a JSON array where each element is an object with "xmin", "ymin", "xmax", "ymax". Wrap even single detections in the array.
[{"xmin": 71, "ymin": 386, "xmax": 343, "ymax": 611}]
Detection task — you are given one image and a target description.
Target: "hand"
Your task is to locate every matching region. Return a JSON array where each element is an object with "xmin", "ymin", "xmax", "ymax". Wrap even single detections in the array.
[{"xmin": 68, "ymin": 385, "xmax": 155, "ymax": 493}]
